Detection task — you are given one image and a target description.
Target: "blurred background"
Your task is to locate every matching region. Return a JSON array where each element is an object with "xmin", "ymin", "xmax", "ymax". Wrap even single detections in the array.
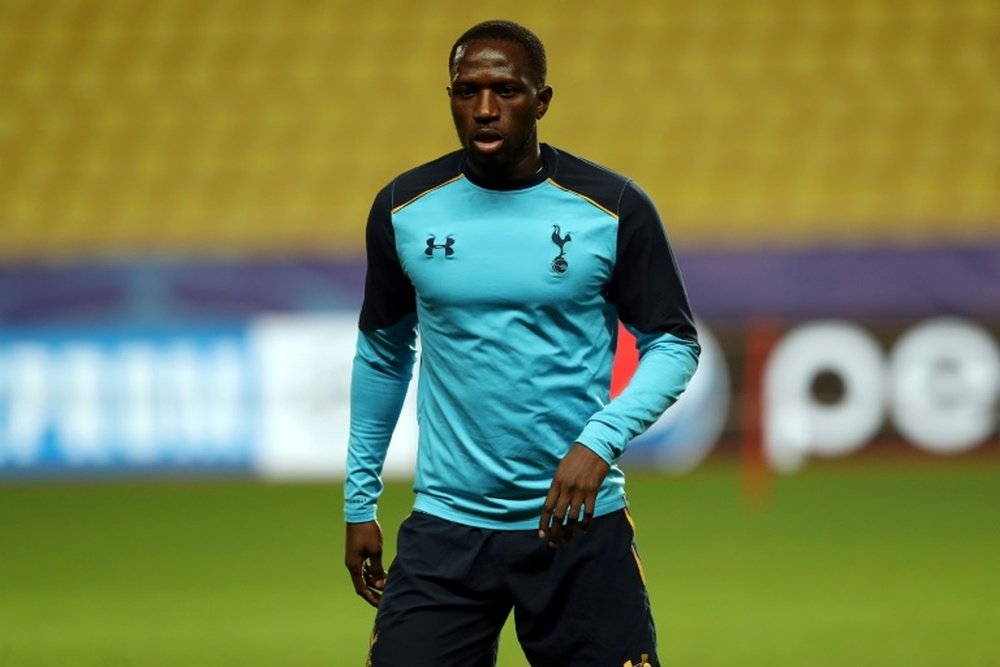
[{"xmin": 0, "ymin": 1, "xmax": 997, "ymax": 665}]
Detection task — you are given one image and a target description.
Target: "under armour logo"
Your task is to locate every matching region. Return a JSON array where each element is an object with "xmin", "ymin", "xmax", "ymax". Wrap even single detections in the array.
[
  {"xmin": 551, "ymin": 225, "xmax": 571, "ymax": 274},
  {"xmin": 425, "ymin": 235, "xmax": 455, "ymax": 257},
  {"xmin": 624, "ymin": 654, "xmax": 652, "ymax": 667}
]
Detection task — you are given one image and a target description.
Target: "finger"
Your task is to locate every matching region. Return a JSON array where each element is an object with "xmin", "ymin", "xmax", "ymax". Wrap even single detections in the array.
[
  {"xmin": 363, "ymin": 567, "xmax": 385, "ymax": 594},
  {"xmin": 361, "ymin": 588, "xmax": 380, "ymax": 607},
  {"xmin": 570, "ymin": 493, "xmax": 588, "ymax": 523},
  {"xmin": 547, "ymin": 511, "xmax": 564, "ymax": 547},
  {"xmin": 581, "ymin": 492, "xmax": 596, "ymax": 533},
  {"xmin": 563, "ymin": 518, "xmax": 576, "ymax": 543},
  {"xmin": 364, "ymin": 575, "xmax": 385, "ymax": 599},
  {"xmin": 562, "ymin": 493, "xmax": 587, "ymax": 544},
  {"xmin": 547, "ymin": 494, "xmax": 570, "ymax": 547},
  {"xmin": 366, "ymin": 552, "xmax": 386, "ymax": 590},
  {"xmin": 538, "ymin": 486, "xmax": 560, "ymax": 538},
  {"xmin": 349, "ymin": 562, "xmax": 380, "ymax": 607}
]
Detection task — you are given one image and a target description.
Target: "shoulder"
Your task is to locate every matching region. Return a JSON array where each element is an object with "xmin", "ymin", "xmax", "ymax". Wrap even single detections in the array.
[
  {"xmin": 377, "ymin": 149, "xmax": 466, "ymax": 212},
  {"xmin": 545, "ymin": 145, "xmax": 642, "ymax": 217}
]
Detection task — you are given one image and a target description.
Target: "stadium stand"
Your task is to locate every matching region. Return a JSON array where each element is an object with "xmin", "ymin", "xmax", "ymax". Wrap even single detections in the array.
[{"xmin": 0, "ymin": 0, "xmax": 997, "ymax": 259}]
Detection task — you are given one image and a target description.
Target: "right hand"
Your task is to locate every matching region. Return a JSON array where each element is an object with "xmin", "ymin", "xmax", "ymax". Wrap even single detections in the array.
[{"xmin": 345, "ymin": 520, "xmax": 387, "ymax": 607}]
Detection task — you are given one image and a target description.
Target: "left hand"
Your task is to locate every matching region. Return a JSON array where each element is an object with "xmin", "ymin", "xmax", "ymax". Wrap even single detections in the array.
[{"xmin": 538, "ymin": 443, "xmax": 610, "ymax": 548}]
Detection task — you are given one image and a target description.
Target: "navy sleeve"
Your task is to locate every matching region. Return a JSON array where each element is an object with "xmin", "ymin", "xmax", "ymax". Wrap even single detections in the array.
[
  {"xmin": 576, "ymin": 180, "xmax": 701, "ymax": 463},
  {"xmin": 605, "ymin": 181, "xmax": 698, "ymax": 341},
  {"xmin": 358, "ymin": 183, "xmax": 416, "ymax": 331}
]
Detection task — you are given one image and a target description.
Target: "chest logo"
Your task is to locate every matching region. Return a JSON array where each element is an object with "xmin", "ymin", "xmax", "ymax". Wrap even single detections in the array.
[
  {"xmin": 551, "ymin": 225, "xmax": 572, "ymax": 274},
  {"xmin": 425, "ymin": 235, "xmax": 455, "ymax": 257}
]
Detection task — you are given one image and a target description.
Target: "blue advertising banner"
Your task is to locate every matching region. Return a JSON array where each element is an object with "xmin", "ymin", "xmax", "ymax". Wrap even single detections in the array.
[{"xmin": 0, "ymin": 326, "xmax": 257, "ymax": 474}]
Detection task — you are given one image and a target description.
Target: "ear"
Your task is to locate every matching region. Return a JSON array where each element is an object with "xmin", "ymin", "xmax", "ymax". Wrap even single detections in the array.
[
  {"xmin": 536, "ymin": 85, "xmax": 553, "ymax": 119},
  {"xmin": 445, "ymin": 85, "xmax": 453, "ymax": 98}
]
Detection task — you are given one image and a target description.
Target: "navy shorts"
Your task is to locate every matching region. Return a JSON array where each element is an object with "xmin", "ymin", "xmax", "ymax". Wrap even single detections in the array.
[{"xmin": 367, "ymin": 509, "xmax": 659, "ymax": 667}]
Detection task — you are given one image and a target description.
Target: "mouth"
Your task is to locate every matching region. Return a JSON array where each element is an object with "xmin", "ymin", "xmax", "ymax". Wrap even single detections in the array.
[{"xmin": 471, "ymin": 129, "xmax": 504, "ymax": 155}]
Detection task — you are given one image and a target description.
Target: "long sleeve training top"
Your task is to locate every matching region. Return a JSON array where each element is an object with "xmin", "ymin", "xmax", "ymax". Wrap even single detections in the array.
[{"xmin": 346, "ymin": 144, "xmax": 700, "ymax": 529}]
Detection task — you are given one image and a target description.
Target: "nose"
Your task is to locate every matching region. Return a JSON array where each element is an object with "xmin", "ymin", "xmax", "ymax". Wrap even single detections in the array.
[{"xmin": 473, "ymin": 90, "xmax": 500, "ymax": 123}]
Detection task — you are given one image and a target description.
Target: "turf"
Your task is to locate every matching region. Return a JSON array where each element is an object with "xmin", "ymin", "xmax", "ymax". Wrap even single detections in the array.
[{"xmin": 1, "ymin": 461, "xmax": 998, "ymax": 666}]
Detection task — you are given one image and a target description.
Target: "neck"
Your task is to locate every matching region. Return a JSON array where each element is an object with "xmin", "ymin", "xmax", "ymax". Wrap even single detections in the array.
[
  {"xmin": 463, "ymin": 144, "xmax": 549, "ymax": 191},
  {"xmin": 467, "ymin": 144, "xmax": 542, "ymax": 182}
]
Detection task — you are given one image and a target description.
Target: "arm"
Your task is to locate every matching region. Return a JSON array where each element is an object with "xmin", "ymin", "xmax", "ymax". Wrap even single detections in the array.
[
  {"xmin": 575, "ymin": 328, "xmax": 699, "ymax": 465},
  {"xmin": 344, "ymin": 184, "xmax": 417, "ymax": 606},
  {"xmin": 540, "ymin": 180, "xmax": 700, "ymax": 546},
  {"xmin": 345, "ymin": 317, "xmax": 417, "ymax": 524},
  {"xmin": 579, "ymin": 179, "xmax": 700, "ymax": 463}
]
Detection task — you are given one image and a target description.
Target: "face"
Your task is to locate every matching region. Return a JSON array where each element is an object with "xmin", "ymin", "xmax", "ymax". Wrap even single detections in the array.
[{"xmin": 448, "ymin": 39, "xmax": 553, "ymax": 182}]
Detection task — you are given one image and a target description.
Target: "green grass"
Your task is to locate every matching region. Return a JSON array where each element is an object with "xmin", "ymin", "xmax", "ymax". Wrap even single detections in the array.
[{"xmin": 1, "ymin": 461, "xmax": 998, "ymax": 666}]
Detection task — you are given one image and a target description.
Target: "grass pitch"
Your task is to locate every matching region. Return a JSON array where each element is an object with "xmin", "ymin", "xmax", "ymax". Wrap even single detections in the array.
[{"xmin": 1, "ymin": 460, "xmax": 997, "ymax": 666}]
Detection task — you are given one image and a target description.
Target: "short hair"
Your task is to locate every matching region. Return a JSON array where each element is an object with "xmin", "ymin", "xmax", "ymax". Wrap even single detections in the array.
[{"xmin": 449, "ymin": 20, "xmax": 547, "ymax": 88}]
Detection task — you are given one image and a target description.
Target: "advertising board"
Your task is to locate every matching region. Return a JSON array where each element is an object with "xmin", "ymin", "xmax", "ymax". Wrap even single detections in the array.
[{"xmin": 1, "ymin": 249, "xmax": 996, "ymax": 479}]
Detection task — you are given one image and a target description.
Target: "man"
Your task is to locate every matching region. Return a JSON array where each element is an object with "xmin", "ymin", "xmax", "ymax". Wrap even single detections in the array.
[{"xmin": 344, "ymin": 19, "xmax": 699, "ymax": 667}]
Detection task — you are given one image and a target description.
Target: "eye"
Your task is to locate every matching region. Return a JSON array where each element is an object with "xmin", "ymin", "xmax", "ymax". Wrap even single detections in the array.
[
  {"xmin": 497, "ymin": 86, "xmax": 517, "ymax": 98},
  {"xmin": 454, "ymin": 85, "xmax": 477, "ymax": 98}
]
